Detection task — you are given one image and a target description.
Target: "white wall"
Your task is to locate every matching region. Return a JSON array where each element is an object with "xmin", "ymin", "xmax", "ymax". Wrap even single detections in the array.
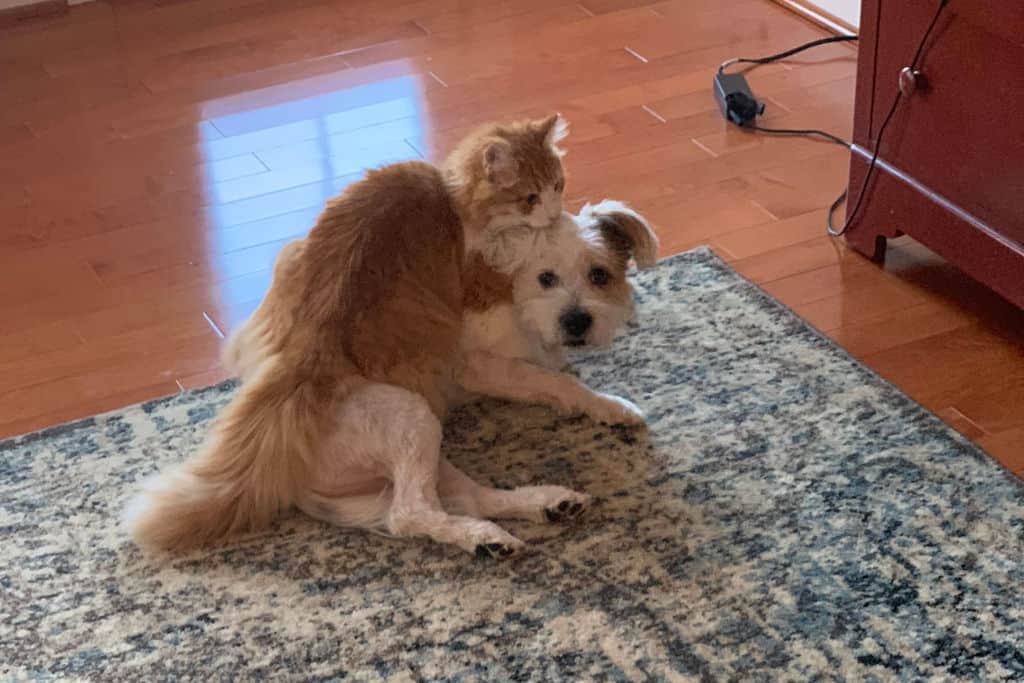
[
  {"xmin": 813, "ymin": 0, "xmax": 861, "ymax": 29},
  {"xmin": 0, "ymin": 0, "xmax": 47, "ymax": 8}
]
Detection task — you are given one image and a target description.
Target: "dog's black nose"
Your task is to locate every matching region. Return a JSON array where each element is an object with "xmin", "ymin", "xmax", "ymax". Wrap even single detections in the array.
[{"xmin": 560, "ymin": 308, "xmax": 593, "ymax": 338}]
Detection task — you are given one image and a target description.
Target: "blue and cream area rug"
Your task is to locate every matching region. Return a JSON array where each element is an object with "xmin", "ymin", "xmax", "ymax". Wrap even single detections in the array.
[{"xmin": 2, "ymin": 249, "xmax": 1023, "ymax": 681}]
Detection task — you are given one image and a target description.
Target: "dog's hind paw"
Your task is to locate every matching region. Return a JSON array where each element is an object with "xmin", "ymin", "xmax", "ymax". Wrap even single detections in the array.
[
  {"xmin": 543, "ymin": 492, "xmax": 591, "ymax": 523},
  {"xmin": 466, "ymin": 522, "xmax": 524, "ymax": 559},
  {"xmin": 474, "ymin": 541, "xmax": 522, "ymax": 560}
]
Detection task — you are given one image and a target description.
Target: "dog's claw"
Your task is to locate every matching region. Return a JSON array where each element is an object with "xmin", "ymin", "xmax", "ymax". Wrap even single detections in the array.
[{"xmin": 475, "ymin": 542, "xmax": 519, "ymax": 559}]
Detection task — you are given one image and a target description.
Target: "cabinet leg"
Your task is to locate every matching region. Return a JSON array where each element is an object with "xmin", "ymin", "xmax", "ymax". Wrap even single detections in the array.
[{"xmin": 845, "ymin": 230, "xmax": 888, "ymax": 263}]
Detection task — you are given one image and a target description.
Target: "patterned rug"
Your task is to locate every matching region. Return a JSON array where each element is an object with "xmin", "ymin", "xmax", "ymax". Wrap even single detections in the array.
[{"xmin": 3, "ymin": 248, "xmax": 1023, "ymax": 681}]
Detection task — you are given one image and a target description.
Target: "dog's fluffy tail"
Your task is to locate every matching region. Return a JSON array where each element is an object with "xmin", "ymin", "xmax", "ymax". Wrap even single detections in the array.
[{"xmin": 123, "ymin": 356, "xmax": 330, "ymax": 551}]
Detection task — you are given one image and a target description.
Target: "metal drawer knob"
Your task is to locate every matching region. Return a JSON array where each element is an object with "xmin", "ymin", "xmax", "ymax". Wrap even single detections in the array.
[{"xmin": 899, "ymin": 67, "xmax": 926, "ymax": 96}]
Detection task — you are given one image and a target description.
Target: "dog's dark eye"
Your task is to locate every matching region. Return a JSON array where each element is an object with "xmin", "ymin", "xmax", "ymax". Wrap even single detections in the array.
[
  {"xmin": 526, "ymin": 193, "xmax": 540, "ymax": 207},
  {"xmin": 538, "ymin": 271, "xmax": 559, "ymax": 288},
  {"xmin": 554, "ymin": 179, "xmax": 564, "ymax": 192},
  {"xmin": 589, "ymin": 267, "xmax": 611, "ymax": 286}
]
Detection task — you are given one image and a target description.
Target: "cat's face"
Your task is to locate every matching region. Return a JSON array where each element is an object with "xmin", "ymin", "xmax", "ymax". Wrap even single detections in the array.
[
  {"xmin": 508, "ymin": 201, "xmax": 659, "ymax": 350},
  {"xmin": 498, "ymin": 169, "xmax": 565, "ymax": 230},
  {"xmin": 456, "ymin": 114, "xmax": 568, "ymax": 238}
]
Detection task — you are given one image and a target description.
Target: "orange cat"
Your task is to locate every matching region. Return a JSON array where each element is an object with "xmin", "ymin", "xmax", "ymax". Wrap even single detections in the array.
[{"xmin": 124, "ymin": 115, "xmax": 569, "ymax": 555}]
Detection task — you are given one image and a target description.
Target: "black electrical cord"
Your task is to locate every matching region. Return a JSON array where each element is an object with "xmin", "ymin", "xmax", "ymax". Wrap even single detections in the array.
[
  {"xmin": 718, "ymin": 35, "xmax": 857, "ymax": 74},
  {"xmin": 717, "ymin": 35, "xmax": 856, "ymax": 159},
  {"xmin": 745, "ymin": 123, "xmax": 851, "ymax": 149},
  {"xmin": 827, "ymin": 0, "xmax": 951, "ymax": 236}
]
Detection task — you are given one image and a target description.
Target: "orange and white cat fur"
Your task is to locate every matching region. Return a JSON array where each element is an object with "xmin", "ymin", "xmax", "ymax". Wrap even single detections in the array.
[{"xmin": 123, "ymin": 114, "xmax": 653, "ymax": 558}]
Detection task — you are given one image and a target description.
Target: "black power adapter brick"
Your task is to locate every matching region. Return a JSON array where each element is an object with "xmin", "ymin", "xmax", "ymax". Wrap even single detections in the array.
[{"xmin": 713, "ymin": 71, "xmax": 764, "ymax": 127}]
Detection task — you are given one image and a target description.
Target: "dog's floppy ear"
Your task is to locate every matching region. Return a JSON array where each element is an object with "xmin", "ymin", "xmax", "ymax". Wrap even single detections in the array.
[{"xmin": 585, "ymin": 200, "xmax": 659, "ymax": 269}]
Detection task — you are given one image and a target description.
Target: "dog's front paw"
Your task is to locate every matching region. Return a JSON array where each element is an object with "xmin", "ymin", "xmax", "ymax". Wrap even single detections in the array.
[{"xmin": 586, "ymin": 394, "xmax": 646, "ymax": 426}]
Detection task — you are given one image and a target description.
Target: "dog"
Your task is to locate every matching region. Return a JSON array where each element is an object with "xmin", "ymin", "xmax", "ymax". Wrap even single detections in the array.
[
  {"xmin": 125, "ymin": 116, "xmax": 659, "ymax": 558},
  {"xmin": 293, "ymin": 200, "xmax": 658, "ymax": 557},
  {"xmin": 125, "ymin": 116, "xmax": 574, "ymax": 556}
]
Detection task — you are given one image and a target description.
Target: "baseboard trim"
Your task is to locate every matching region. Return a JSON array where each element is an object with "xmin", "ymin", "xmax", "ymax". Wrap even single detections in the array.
[
  {"xmin": 769, "ymin": 0, "xmax": 858, "ymax": 36},
  {"xmin": 0, "ymin": 0, "xmax": 67, "ymax": 28}
]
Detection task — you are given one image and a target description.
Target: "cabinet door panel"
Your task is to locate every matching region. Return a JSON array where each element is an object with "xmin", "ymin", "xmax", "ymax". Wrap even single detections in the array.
[{"xmin": 864, "ymin": 1, "xmax": 1024, "ymax": 244}]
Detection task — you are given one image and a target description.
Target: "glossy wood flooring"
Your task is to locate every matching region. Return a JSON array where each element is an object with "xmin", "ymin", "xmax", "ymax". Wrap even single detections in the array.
[{"xmin": 1, "ymin": 0, "xmax": 1021, "ymax": 471}]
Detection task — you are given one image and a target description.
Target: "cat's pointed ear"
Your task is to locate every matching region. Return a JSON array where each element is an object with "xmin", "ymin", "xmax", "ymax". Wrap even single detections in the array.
[
  {"xmin": 585, "ymin": 200, "xmax": 659, "ymax": 269},
  {"xmin": 536, "ymin": 113, "xmax": 569, "ymax": 146},
  {"xmin": 483, "ymin": 138, "xmax": 518, "ymax": 188}
]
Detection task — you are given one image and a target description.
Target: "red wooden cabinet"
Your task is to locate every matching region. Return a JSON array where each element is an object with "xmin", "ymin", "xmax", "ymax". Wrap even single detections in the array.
[{"xmin": 845, "ymin": 0, "xmax": 1024, "ymax": 308}]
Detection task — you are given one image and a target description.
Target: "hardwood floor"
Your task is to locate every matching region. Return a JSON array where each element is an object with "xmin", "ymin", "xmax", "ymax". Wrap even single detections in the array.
[{"xmin": 1, "ymin": 0, "xmax": 1021, "ymax": 471}]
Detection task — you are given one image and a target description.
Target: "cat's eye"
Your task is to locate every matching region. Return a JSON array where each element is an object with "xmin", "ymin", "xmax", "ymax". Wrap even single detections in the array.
[
  {"xmin": 589, "ymin": 267, "xmax": 611, "ymax": 286},
  {"xmin": 538, "ymin": 271, "xmax": 559, "ymax": 288},
  {"xmin": 554, "ymin": 179, "xmax": 565, "ymax": 192},
  {"xmin": 526, "ymin": 193, "xmax": 540, "ymax": 206}
]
